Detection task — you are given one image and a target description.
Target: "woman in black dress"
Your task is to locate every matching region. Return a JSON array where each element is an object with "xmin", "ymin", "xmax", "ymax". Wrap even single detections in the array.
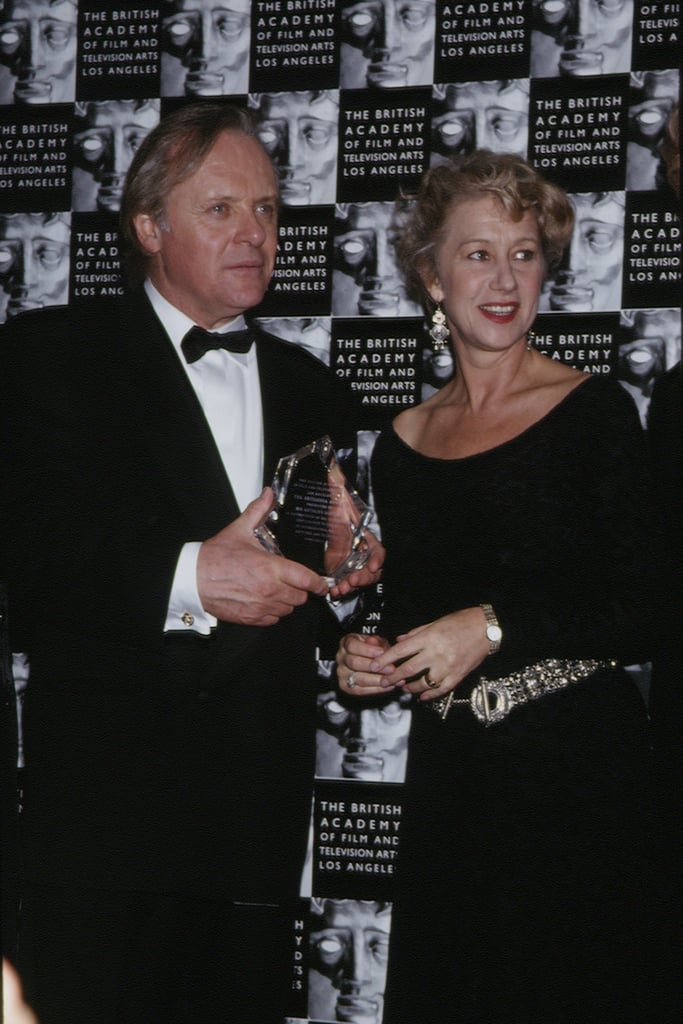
[{"xmin": 336, "ymin": 151, "xmax": 674, "ymax": 1022}]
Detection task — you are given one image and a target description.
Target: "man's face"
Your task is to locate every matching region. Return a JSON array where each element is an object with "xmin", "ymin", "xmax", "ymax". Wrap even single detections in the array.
[
  {"xmin": 542, "ymin": 193, "xmax": 624, "ymax": 312},
  {"xmin": 0, "ymin": 212, "xmax": 70, "ymax": 321},
  {"xmin": 254, "ymin": 92, "xmax": 339, "ymax": 206},
  {"xmin": 340, "ymin": 0, "xmax": 435, "ymax": 88},
  {"xmin": 431, "ymin": 80, "xmax": 529, "ymax": 162},
  {"xmin": 316, "ymin": 690, "xmax": 411, "ymax": 782},
  {"xmin": 531, "ymin": 0, "xmax": 633, "ymax": 77},
  {"xmin": 73, "ymin": 101, "xmax": 161, "ymax": 213},
  {"xmin": 309, "ymin": 901, "xmax": 391, "ymax": 1024},
  {"xmin": 0, "ymin": 0, "xmax": 77, "ymax": 104},
  {"xmin": 137, "ymin": 132, "xmax": 279, "ymax": 330},
  {"xmin": 161, "ymin": 0, "xmax": 250, "ymax": 96}
]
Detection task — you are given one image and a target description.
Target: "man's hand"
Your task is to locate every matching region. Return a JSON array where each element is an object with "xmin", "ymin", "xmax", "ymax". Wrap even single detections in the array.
[{"xmin": 197, "ymin": 488, "xmax": 329, "ymax": 626}]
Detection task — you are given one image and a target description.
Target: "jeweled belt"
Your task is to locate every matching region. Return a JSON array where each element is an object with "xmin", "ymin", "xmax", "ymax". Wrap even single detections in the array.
[{"xmin": 428, "ymin": 657, "xmax": 618, "ymax": 726}]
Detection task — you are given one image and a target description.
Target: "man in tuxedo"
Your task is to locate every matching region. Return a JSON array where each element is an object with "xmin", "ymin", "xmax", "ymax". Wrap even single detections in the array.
[{"xmin": 1, "ymin": 102, "xmax": 382, "ymax": 1024}]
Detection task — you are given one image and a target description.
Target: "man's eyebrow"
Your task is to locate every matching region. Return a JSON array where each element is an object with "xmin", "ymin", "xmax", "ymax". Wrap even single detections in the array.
[{"xmin": 256, "ymin": 193, "xmax": 281, "ymax": 210}]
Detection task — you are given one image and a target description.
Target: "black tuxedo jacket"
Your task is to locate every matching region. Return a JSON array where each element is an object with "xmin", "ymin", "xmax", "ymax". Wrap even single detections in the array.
[{"xmin": 1, "ymin": 290, "xmax": 360, "ymax": 901}]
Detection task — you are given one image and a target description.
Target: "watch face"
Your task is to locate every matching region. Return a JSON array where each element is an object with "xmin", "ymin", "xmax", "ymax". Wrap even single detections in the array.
[{"xmin": 487, "ymin": 625, "xmax": 502, "ymax": 643}]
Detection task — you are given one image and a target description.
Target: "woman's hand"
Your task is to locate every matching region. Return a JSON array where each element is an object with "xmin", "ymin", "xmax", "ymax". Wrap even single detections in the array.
[
  {"xmin": 336, "ymin": 632, "xmax": 394, "ymax": 697},
  {"xmin": 367, "ymin": 607, "xmax": 490, "ymax": 702},
  {"xmin": 327, "ymin": 529, "xmax": 385, "ymax": 600}
]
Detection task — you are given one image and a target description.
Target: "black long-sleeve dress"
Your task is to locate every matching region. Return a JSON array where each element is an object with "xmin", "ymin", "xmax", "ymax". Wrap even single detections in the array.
[{"xmin": 371, "ymin": 377, "xmax": 675, "ymax": 1023}]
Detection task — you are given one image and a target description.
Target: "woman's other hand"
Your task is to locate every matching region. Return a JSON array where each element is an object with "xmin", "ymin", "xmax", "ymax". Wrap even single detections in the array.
[{"xmin": 336, "ymin": 632, "xmax": 394, "ymax": 696}]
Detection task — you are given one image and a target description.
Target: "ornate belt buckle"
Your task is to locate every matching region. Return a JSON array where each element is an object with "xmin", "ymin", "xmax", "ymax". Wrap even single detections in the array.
[{"xmin": 471, "ymin": 678, "xmax": 511, "ymax": 725}]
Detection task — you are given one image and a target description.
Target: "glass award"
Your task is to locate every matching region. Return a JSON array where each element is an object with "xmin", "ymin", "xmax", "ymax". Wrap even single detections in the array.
[{"xmin": 255, "ymin": 436, "xmax": 373, "ymax": 586}]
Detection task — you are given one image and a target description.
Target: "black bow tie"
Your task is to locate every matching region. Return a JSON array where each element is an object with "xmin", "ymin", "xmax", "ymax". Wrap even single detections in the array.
[{"xmin": 181, "ymin": 325, "xmax": 253, "ymax": 363}]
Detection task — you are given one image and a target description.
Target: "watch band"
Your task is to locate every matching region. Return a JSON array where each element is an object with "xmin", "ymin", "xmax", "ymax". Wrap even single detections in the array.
[{"xmin": 480, "ymin": 602, "xmax": 502, "ymax": 654}]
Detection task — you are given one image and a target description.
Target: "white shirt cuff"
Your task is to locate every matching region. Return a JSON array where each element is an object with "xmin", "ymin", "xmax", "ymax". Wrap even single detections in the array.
[{"xmin": 165, "ymin": 541, "xmax": 217, "ymax": 635}]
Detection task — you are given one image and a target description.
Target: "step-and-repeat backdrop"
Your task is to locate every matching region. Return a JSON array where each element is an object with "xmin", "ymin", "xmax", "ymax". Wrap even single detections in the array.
[{"xmin": 1, "ymin": 2, "xmax": 679, "ymax": 1021}]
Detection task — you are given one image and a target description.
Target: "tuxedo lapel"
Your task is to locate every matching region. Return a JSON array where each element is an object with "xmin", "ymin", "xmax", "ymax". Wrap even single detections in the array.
[{"xmin": 116, "ymin": 293, "xmax": 241, "ymax": 535}]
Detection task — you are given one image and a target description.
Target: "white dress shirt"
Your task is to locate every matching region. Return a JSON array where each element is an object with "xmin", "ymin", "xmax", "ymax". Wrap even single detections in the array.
[{"xmin": 144, "ymin": 282, "xmax": 264, "ymax": 634}]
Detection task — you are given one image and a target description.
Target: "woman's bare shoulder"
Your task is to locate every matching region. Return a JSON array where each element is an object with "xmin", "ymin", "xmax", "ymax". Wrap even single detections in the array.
[{"xmin": 527, "ymin": 352, "xmax": 587, "ymax": 402}]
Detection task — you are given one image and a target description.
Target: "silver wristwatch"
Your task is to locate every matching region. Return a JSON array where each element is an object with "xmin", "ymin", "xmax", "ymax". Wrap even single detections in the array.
[{"xmin": 480, "ymin": 603, "xmax": 502, "ymax": 654}]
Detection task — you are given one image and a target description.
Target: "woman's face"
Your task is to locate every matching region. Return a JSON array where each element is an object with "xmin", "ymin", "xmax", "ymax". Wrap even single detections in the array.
[{"xmin": 426, "ymin": 195, "xmax": 545, "ymax": 356}]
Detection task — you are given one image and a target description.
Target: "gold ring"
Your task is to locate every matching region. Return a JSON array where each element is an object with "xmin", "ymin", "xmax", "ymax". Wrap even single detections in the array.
[{"xmin": 426, "ymin": 676, "xmax": 440, "ymax": 689}]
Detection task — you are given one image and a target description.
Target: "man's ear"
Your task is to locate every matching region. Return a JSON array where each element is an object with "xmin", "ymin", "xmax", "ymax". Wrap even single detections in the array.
[{"xmin": 133, "ymin": 213, "xmax": 163, "ymax": 255}]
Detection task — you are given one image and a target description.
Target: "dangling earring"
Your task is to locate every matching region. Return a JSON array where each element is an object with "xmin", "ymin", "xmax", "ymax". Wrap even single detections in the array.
[
  {"xmin": 526, "ymin": 329, "xmax": 536, "ymax": 352},
  {"xmin": 429, "ymin": 304, "xmax": 450, "ymax": 351}
]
